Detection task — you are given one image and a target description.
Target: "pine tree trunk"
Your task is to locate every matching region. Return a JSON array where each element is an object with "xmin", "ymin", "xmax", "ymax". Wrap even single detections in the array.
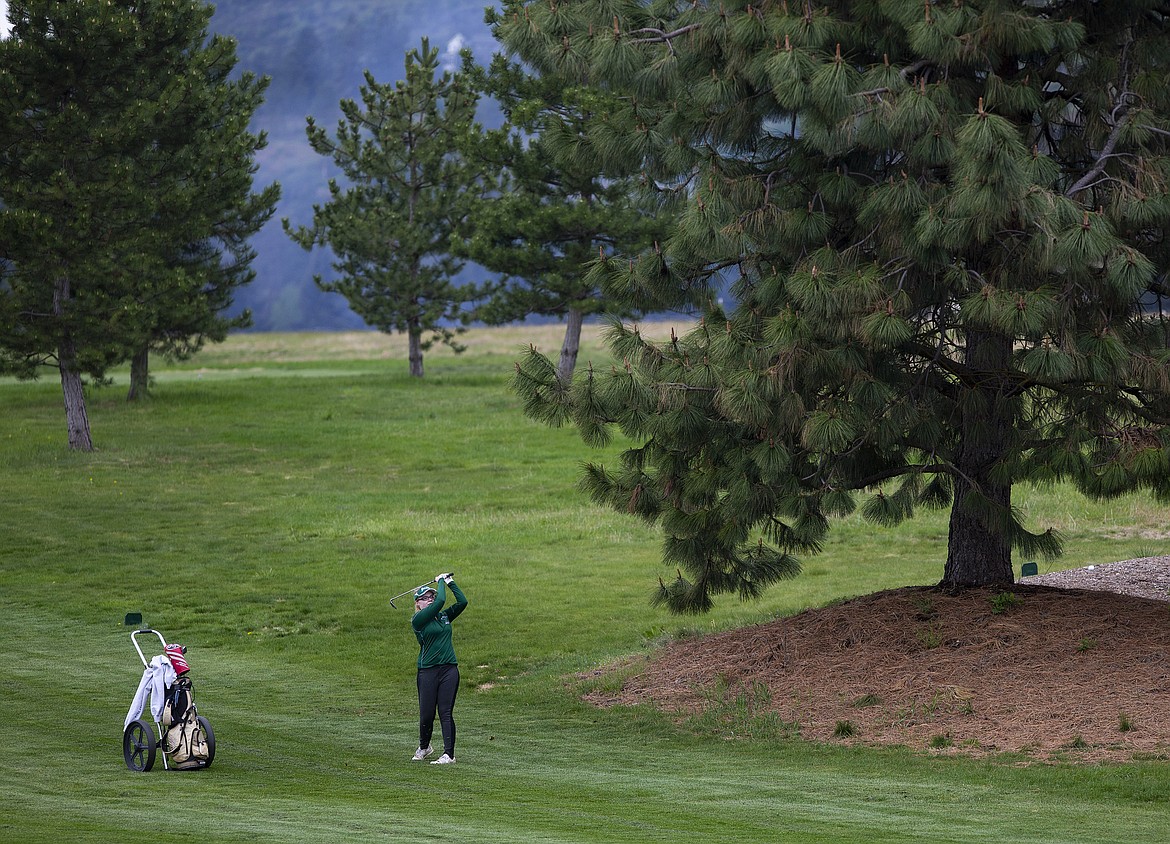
[
  {"xmin": 54, "ymin": 275, "xmax": 94, "ymax": 451},
  {"xmin": 408, "ymin": 323, "xmax": 424, "ymax": 378},
  {"xmin": 59, "ymin": 352, "xmax": 93, "ymax": 452},
  {"xmin": 127, "ymin": 346, "xmax": 150, "ymax": 402},
  {"xmin": 940, "ymin": 329, "xmax": 1014, "ymax": 588},
  {"xmin": 557, "ymin": 307, "xmax": 584, "ymax": 383}
]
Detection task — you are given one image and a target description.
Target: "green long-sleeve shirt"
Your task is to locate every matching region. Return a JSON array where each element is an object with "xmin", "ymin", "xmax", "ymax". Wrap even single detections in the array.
[{"xmin": 411, "ymin": 579, "xmax": 467, "ymax": 669}]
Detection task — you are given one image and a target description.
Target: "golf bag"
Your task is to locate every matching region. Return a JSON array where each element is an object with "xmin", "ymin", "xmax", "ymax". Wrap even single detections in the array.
[{"xmin": 123, "ymin": 628, "xmax": 216, "ymax": 772}]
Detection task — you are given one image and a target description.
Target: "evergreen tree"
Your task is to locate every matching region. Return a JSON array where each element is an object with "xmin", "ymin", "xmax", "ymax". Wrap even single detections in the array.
[
  {"xmin": 125, "ymin": 27, "xmax": 280, "ymax": 401},
  {"xmin": 126, "ymin": 206, "xmax": 277, "ymax": 402},
  {"xmin": 462, "ymin": 41, "xmax": 673, "ymax": 382},
  {"xmin": 0, "ymin": 0, "xmax": 279, "ymax": 446},
  {"xmin": 502, "ymin": 0, "xmax": 1170, "ymax": 611},
  {"xmin": 284, "ymin": 38, "xmax": 492, "ymax": 378}
]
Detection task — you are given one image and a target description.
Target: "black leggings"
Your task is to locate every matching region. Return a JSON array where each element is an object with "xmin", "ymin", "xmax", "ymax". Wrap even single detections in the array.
[{"xmin": 417, "ymin": 663, "xmax": 459, "ymax": 757}]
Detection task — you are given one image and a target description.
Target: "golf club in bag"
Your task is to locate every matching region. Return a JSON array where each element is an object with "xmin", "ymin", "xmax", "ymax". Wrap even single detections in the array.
[{"xmin": 389, "ymin": 572, "xmax": 454, "ymax": 609}]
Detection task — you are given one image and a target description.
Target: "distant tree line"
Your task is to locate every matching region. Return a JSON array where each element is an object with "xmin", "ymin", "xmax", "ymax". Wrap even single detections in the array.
[
  {"xmin": 283, "ymin": 37, "xmax": 671, "ymax": 379},
  {"xmin": 0, "ymin": 0, "xmax": 676, "ymax": 455}
]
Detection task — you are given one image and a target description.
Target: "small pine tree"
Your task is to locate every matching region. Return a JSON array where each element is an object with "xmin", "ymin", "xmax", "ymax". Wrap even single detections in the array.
[
  {"xmin": 501, "ymin": 0, "xmax": 1170, "ymax": 611},
  {"xmin": 124, "ymin": 28, "xmax": 280, "ymax": 401},
  {"xmin": 461, "ymin": 39, "xmax": 674, "ymax": 382},
  {"xmin": 284, "ymin": 38, "xmax": 493, "ymax": 378}
]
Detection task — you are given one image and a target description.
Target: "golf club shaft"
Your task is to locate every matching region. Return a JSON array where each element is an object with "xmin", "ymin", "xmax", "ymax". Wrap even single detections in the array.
[{"xmin": 389, "ymin": 571, "xmax": 454, "ymax": 608}]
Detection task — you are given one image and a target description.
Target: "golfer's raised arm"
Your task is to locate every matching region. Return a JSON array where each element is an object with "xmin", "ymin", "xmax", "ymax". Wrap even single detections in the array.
[{"xmin": 444, "ymin": 578, "xmax": 467, "ymax": 621}]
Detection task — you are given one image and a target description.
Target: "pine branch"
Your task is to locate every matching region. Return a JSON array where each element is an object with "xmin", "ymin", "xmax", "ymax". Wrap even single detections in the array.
[
  {"xmin": 849, "ymin": 462, "xmax": 956, "ymax": 490},
  {"xmin": 628, "ymin": 24, "xmax": 703, "ymax": 51},
  {"xmin": 1065, "ymin": 109, "xmax": 1131, "ymax": 199},
  {"xmin": 901, "ymin": 340, "xmax": 980, "ymax": 388},
  {"xmin": 854, "ymin": 60, "xmax": 934, "ymax": 99},
  {"xmin": 1065, "ymin": 20, "xmax": 1139, "ymax": 201}
]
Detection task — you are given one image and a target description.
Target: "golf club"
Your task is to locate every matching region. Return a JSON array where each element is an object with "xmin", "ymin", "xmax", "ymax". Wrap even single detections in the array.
[{"xmin": 389, "ymin": 572, "xmax": 454, "ymax": 609}]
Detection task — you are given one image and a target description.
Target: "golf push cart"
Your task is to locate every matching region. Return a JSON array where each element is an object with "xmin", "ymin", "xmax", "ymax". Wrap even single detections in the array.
[{"xmin": 122, "ymin": 616, "xmax": 215, "ymax": 772}]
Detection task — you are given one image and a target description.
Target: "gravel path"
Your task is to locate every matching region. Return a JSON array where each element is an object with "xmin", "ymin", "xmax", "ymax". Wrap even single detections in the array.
[{"xmin": 1019, "ymin": 555, "xmax": 1170, "ymax": 602}]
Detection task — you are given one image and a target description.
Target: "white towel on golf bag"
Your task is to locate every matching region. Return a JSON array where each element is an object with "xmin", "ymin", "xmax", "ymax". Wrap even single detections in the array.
[{"xmin": 124, "ymin": 655, "xmax": 176, "ymax": 730}]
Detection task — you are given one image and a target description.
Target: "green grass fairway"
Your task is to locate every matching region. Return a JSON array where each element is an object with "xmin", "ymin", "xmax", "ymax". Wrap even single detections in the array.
[{"xmin": 2, "ymin": 326, "xmax": 1168, "ymax": 843}]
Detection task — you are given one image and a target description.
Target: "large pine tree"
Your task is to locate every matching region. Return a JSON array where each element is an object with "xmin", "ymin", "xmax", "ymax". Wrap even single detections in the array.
[
  {"xmin": 284, "ymin": 39, "xmax": 493, "ymax": 378},
  {"xmin": 503, "ymin": 0, "xmax": 1170, "ymax": 611},
  {"xmin": 0, "ymin": 0, "xmax": 278, "ymax": 446}
]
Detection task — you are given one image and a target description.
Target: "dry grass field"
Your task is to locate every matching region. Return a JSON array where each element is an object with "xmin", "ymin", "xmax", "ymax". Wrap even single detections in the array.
[{"xmin": 184, "ymin": 319, "xmax": 693, "ymax": 366}]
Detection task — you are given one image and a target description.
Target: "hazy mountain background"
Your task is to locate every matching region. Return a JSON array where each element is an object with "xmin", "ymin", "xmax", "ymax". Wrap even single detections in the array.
[{"xmin": 207, "ymin": 0, "xmax": 504, "ymax": 330}]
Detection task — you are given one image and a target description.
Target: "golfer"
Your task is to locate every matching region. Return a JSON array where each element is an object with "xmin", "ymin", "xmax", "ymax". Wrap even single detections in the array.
[{"xmin": 410, "ymin": 573, "xmax": 467, "ymax": 764}]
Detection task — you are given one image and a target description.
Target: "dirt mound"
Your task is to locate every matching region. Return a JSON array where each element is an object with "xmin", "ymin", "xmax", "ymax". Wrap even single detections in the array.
[{"xmin": 583, "ymin": 584, "xmax": 1170, "ymax": 762}]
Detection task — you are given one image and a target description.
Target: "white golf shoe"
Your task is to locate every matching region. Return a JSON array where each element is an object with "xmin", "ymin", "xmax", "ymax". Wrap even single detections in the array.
[
  {"xmin": 430, "ymin": 753, "xmax": 456, "ymax": 765},
  {"xmin": 411, "ymin": 745, "xmax": 433, "ymax": 761}
]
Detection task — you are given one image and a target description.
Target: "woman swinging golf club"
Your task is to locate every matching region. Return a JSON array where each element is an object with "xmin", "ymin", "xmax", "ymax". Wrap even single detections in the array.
[{"xmin": 410, "ymin": 572, "xmax": 467, "ymax": 764}]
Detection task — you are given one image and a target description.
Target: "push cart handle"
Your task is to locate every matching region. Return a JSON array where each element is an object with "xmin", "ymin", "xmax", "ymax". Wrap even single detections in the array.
[{"xmin": 130, "ymin": 628, "xmax": 168, "ymax": 668}]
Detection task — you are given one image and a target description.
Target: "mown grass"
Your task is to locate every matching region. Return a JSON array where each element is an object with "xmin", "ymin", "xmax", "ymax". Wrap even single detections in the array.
[{"xmin": 2, "ymin": 325, "xmax": 1168, "ymax": 843}]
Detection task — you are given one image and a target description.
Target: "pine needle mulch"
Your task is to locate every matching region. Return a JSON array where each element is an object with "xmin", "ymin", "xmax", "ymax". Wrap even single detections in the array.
[{"xmin": 581, "ymin": 585, "xmax": 1170, "ymax": 763}]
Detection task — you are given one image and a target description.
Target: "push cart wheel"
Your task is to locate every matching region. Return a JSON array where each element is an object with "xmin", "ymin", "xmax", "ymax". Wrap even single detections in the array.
[
  {"xmin": 123, "ymin": 719, "xmax": 156, "ymax": 772},
  {"xmin": 197, "ymin": 715, "xmax": 216, "ymax": 768}
]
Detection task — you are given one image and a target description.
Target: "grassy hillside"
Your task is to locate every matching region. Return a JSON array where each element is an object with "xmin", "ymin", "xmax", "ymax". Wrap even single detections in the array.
[{"xmin": 2, "ymin": 325, "xmax": 1168, "ymax": 843}]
